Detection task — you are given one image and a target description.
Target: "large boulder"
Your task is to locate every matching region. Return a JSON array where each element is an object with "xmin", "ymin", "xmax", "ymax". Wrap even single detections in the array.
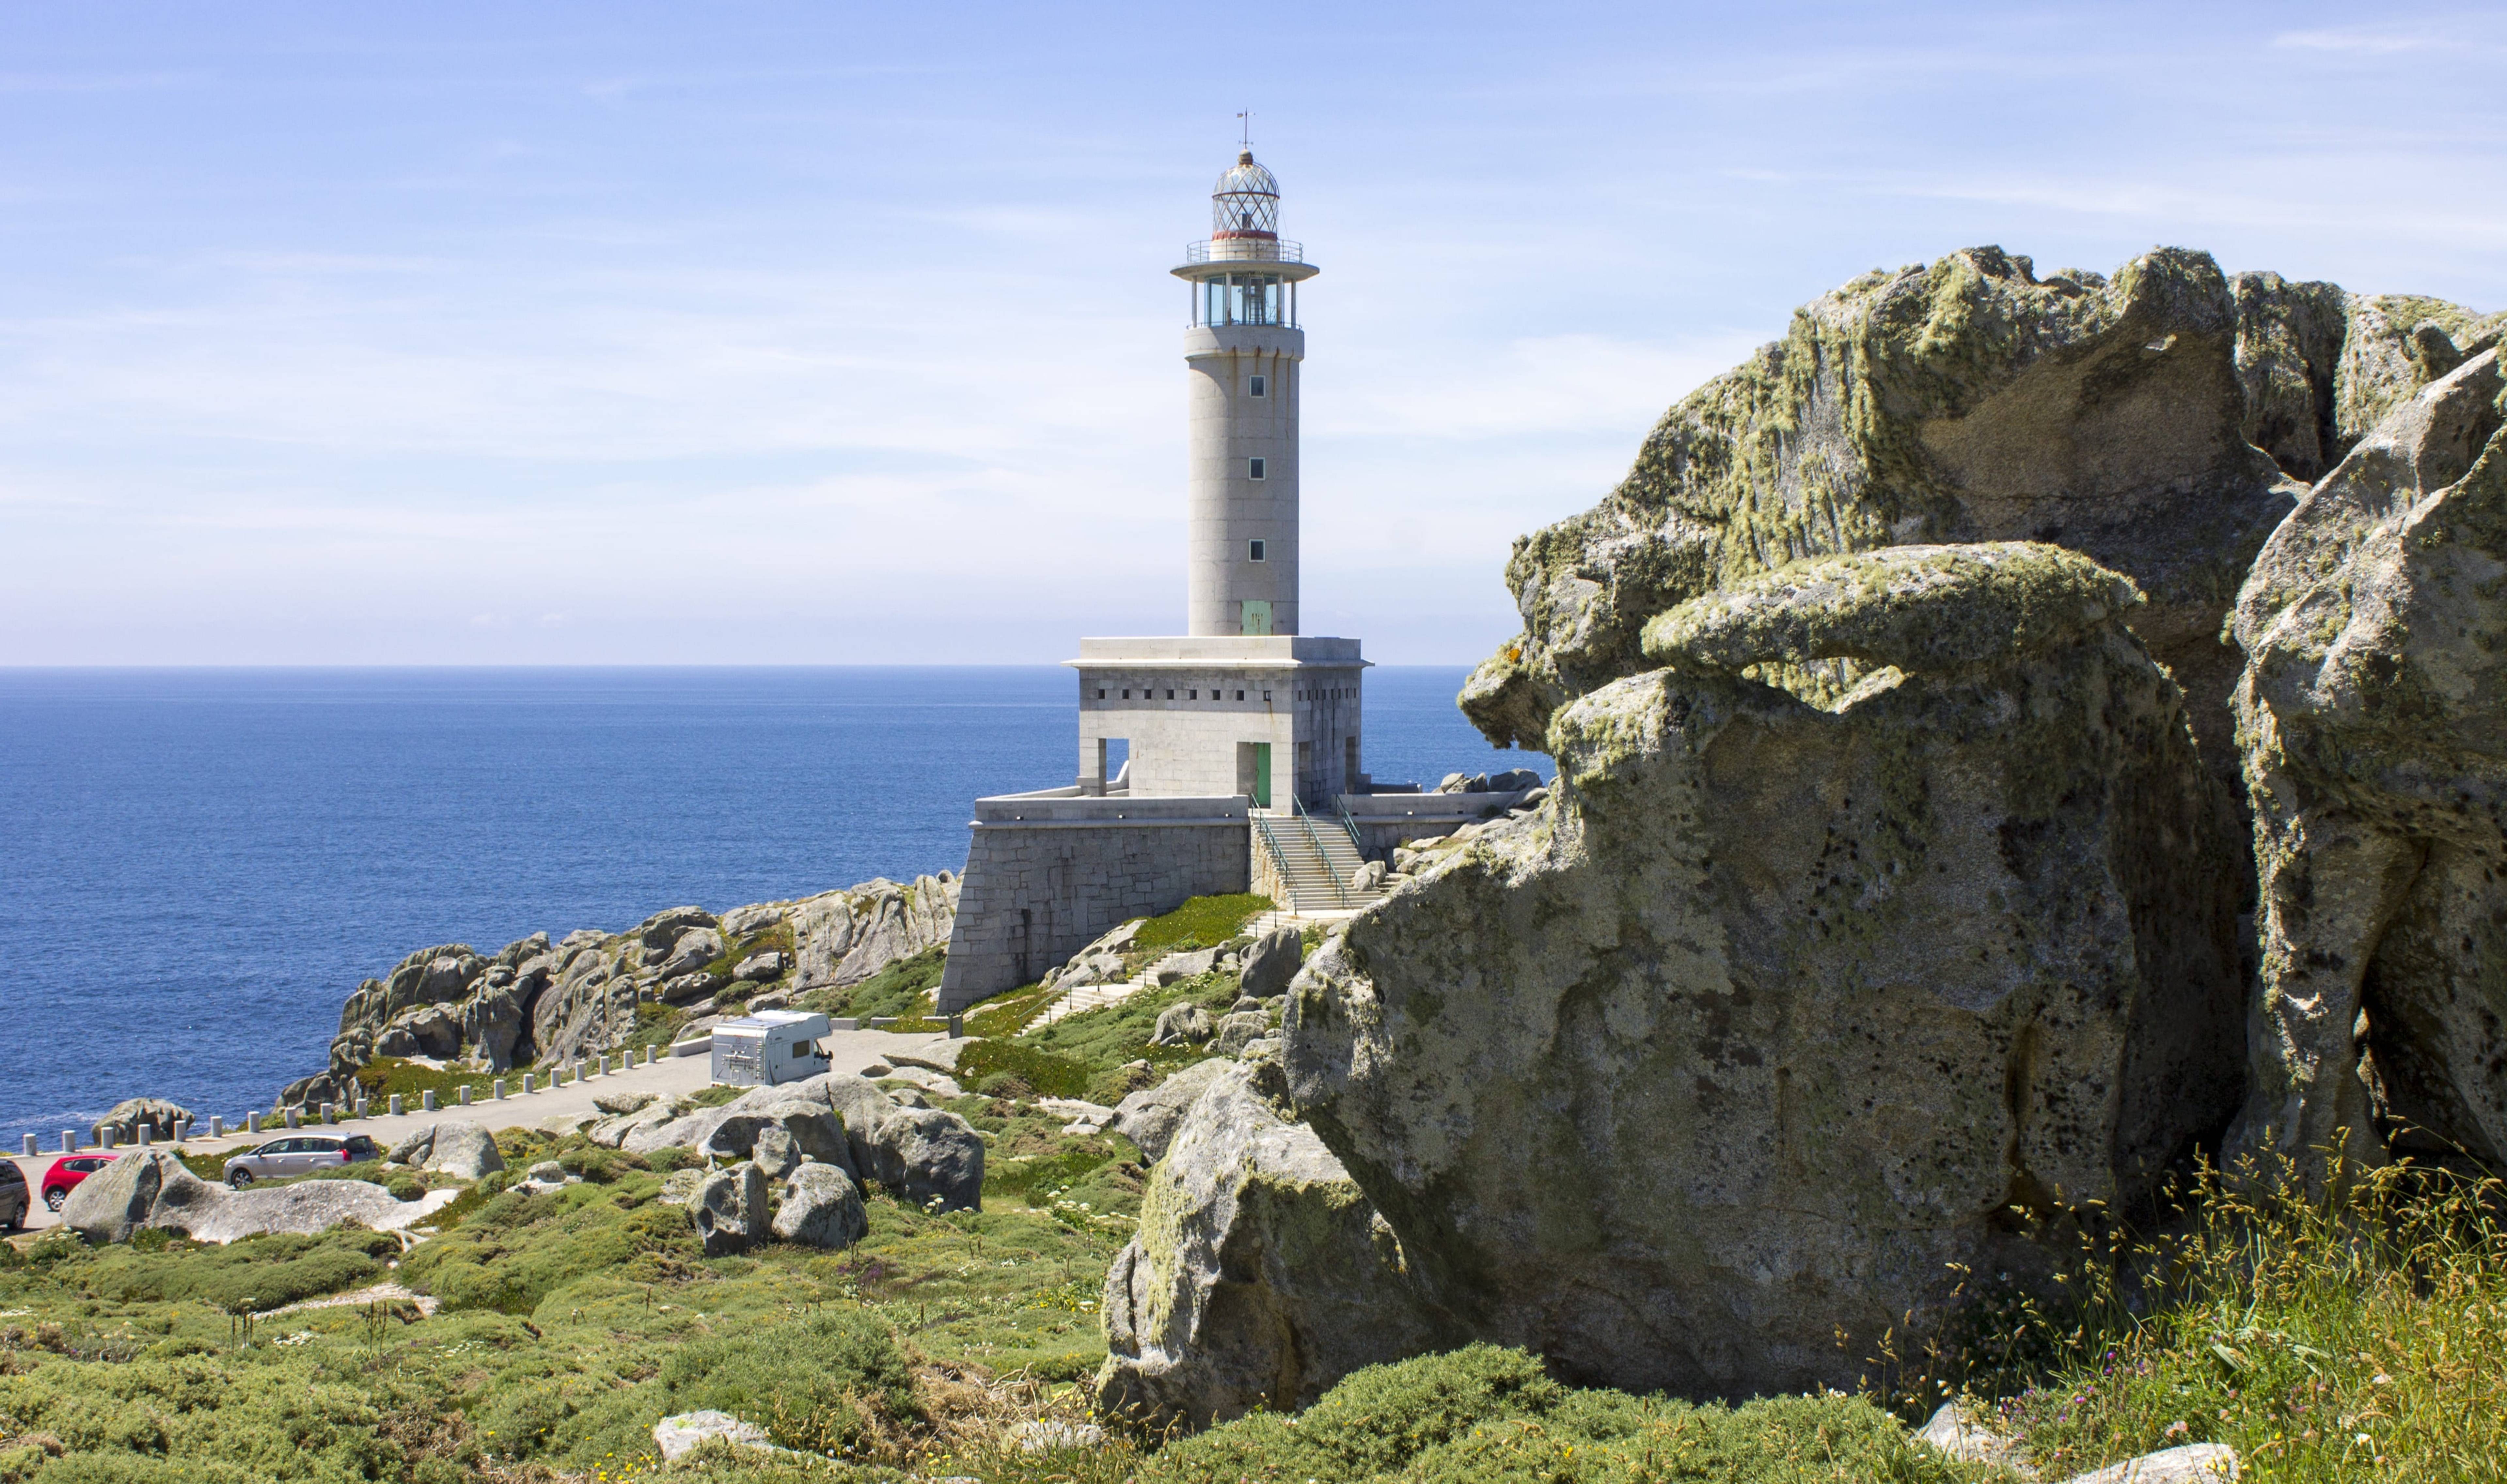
[
  {"xmin": 61, "ymin": 1149, "xmax": 403, "ymax": 1245},
  {"xmin": 1096, "ymin": 1061, "xmax": 1449, "ymax": 1429},
  {"xmin": 623, "ymin": 1087, "xmax": 857, "ymax": 1181},
  {"xmin": 865, "ymin": 1107, "xmax": 984, "ymax": 1213},
  {"xmin": 771, "ymin": 1163, "xmax": 868, "ymax": 1249},
  {"xmin": 1236, "ymin": 928, "xmax": 1303, "ymax": 1000},
  {"xmin": 2229, "ymin": 348, "xmax": 2507, "ymax": 1173},
  {"xmin": 384, "ymin": 1119, "xmax": 505, "ymax": 1180},
  {"xmin": 690, "ymin": 1162, "xmax": 768, "ymax": 1256},
  {"xmin": 1286, "ymin": 543, "xmax": 2246, "ymax": 1399},
  {"xmin": 1150, "ymin": 1003, "xmax": 1213, "ymax": 1047},
  {"xmin": 1458, "ymin": 245, "xmax": 2311, "ymax": 788},
  {"xmin": 788, "ymin": 874, "xmax": 960, "ymax": 991},
  {"xmin": 59, "ymin": 1149, "xmax": 180, "ymax": 1243},
  {"xmin": 90, "ymin": 1098, "xmax": 189, "ymax": 1145},
  {"xmin": 1110, "ymin": 1058, "xmax": 1239, "ymax": 1163}
]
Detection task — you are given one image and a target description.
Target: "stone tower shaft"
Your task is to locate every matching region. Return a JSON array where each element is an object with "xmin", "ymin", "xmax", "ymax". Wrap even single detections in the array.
[{"xmin": 1172, "ymin": 150, "xmax": 1319, "ymax": 638}]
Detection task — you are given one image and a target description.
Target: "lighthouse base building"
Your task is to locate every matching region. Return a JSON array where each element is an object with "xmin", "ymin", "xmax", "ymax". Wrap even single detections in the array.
[{"xmin": 935, "ymin": 148, "xmax": 1529, "ymax": 1011}]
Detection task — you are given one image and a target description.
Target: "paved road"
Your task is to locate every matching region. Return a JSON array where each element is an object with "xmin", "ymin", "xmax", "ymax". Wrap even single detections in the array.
[{"xmin": 7, "ymin": 1028, "xmax": 955, "ymax": 1236}]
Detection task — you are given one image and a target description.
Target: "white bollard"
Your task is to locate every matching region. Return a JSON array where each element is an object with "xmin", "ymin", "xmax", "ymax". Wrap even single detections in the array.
[
  {"xmin": 20, "ymin": 1133, "xmax": 34, "ymax": 1158},
  {"xmin": 421, "ymin": 1090, "xmax": 437, "ymax": 1112},
  {"xmin": 210, "ymin": 1116, "xmax": 224, "ymax": 1138},
  {"xmin": 389, "ymin": 1094, "xmax": 404, "ymax": 1117},
  {"xmin": 137, "ymin": 1125, "xmax": 151, "ymax": 1147},
  {"xmin": 285, "ymin": 1108, "xmax": 300, "ymax": 1130},
  {"xmin": 60, "ymin": 1131, "xmax": 75, "ymax": 1153},
  {"xmin": 100, "ymin": 1128, "xmax": 117, "ymax": 1149},
  {"xmin": 248, "ymin": 1112, "xmax": 262, "ymax": 1133},
  {"xmin": 522, "ymin": 1073, "xmax": 535, "ymax": 1094},
  {"xmin": 493, "ymin": 1079, "xmax": 506, "ymax": 1100},
  {"xmin": 458, "ymin": 1085, "xmax": 472, "ymax": 1107},
  {"xmin": 321, "ymin": 1103, "xmax": 336, "ymax": 1125},
  {"xmin": 573, "ymin": 1058, "xmax": 586, "ymax": 1084}
]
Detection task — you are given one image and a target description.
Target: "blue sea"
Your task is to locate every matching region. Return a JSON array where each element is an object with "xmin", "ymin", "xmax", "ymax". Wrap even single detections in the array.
[{"xmin": 0, "ymin": 666, "xmax": 1540, "ymax": 1145}]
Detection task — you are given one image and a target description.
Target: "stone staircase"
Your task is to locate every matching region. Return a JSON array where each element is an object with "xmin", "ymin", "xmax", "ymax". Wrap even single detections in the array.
[
  {"xmin": 1257, "ymin": 809, "xmax": 1382, "ymax": 914},
  {"xmin": 1028, "ymin": 971, "xmax": 1153, "ymax": 1030}
]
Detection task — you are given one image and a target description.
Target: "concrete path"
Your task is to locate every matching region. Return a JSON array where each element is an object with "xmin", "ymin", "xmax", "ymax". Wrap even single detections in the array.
[{"xmin": 6, "ymin": 1027, "xmax": 954, "ymax": 1237}]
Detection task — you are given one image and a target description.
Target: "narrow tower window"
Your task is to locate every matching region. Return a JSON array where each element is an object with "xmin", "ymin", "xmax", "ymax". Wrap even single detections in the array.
[
  {"xmin": 1248, "ymin": 457, "xmax": 1266, "ymax": 480},
  {"xmin": 1248, "ymin": 539, "xmax": 1266, "ymax": 562},
  {"xmin": 1249, "ymin": 374, "xmax": 1267, "ymax": 397}
]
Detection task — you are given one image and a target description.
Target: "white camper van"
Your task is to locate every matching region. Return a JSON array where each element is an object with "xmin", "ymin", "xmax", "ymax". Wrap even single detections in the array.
[{"xmin": 709, "ymin": 1010, "xmax": 832, "ymax": 1088}]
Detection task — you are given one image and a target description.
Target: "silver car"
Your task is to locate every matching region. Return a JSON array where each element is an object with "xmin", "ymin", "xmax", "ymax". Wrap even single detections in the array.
[{"xmin": 222, "ymin": 1133, "xmax": 380, "ymax": 1187}]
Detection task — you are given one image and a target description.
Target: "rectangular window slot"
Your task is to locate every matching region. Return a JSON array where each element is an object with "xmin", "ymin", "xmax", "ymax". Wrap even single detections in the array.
[
  {"xmin": 1250, "ymin": 374, "xmax": 1267, "ymax": 397},
  {"xmin": 1249, "ymin": 538, "xmax": 1266, "ymax": 562},
  {"xmin": 1248, "ymin": 457, "xmax": 1266, "ymax": 480}
]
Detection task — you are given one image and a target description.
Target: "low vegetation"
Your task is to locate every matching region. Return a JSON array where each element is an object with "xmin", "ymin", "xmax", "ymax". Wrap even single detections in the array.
[{"xmin": 8, "ymin": 895, "xmax": 2503, "ymax": 1482}]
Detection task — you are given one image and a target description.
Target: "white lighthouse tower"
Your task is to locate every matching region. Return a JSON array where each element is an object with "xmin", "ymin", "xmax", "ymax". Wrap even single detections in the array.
[
  {"xmin": 1066, "ymin": 144, "xmax": 1365, "ymax": 808},
  {"xmin": 1175, "ymin": 150, "xmax": 1320, "ymax": 638}
]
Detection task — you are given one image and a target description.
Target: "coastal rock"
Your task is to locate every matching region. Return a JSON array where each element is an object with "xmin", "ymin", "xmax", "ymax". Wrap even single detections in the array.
[
  {"xmin": 771, "ymin": 1163, "xmax": 868, "ymax": 1249},
  {"xmin": 1235, "ymin": 928, "xmax": 1302, "ymax": 1001},
  {"xmin": 61, "ymin": 1149, "xmax": 405, "ymax": 1245},
  {"xmin": 866, "ymin": 1107, "xmax": 984, "ymax": 1212},
  {"xmin": 384, "ymin": 1120, "xmax": 505, "ymax": 1181},
  {"xmin": 788, "ymin": 874, "xmax": 961, "ymax": 991},
  {"xmin": 690, "ymin": 1163, "xmax": 768, "ymax": 1256},
  {"xmin": 656, "ymin": 927, "xmax": 724, "ymax": 979},
  {"xmin": 625, "ymin": 1087, "xmax": 857, "ymax": 1180},
  {"xmin": 1110, "ymin": 1058, "xmax": 1238, "ymax": 1163},
  {"xmin": 1211, "ymin": 1012, "xmax": 1270, "ymax": 1057},
  {"xmin": 90, "ymin": 1098, "xmax": 189, "ymax": 1146},
  {"xmin": 1096, "ymin": 1061, "xmax": 1448, "ymax": 1429},
  {"xmin": 1150, "ymin": 1004, "xmax": 1213, "ymax": 1047},
  {"xmin": 751, "ymin": 1125, "xmax": 801, "ymax": 1180},
  {"xmin": 2229, "ymin": 348, "xmax": 2507, "ymax": 1173},
  {"xmin": 1458, "ymin": 245, "xmax": 2307, "ymax": 786},
  {"xmin": 652, "ymin": 1411, "xmax": 771, "ymax": 1464},
  {"xmin": 1287, "ymin": 542, "xmax": 2246, "ymax": 1398},
  {"xmin": 732, "ymin": 950, "xmax": 790, "ymax": 983}
]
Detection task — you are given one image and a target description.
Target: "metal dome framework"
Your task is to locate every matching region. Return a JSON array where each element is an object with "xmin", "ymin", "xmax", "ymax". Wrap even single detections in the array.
[{"xmin": 1212, "ymin": 151, "xmax": 1280, "ymax": 239}]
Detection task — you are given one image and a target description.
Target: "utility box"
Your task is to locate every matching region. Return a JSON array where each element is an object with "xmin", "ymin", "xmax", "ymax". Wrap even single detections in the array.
[{"xmin": 709, "ymin": 1010, "xmax": 832, "ymax": 1088}]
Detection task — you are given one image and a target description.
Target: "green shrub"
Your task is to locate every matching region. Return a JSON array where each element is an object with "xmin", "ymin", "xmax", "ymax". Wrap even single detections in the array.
[
  {"xmin": 1141, "ymin": 1345, "xmax": 2001, "ymax": 1483},
  {"xmin": 818, "ymin": 945, "xmax": 947, "ymax": 1023},
  {"xmin": 1132, "ymin": 894, "xmax": 1271, "ymax": 956},
  {"xmin": 957, "ymin": 1040, "xmax": 1094, "ymax": 1099},
  {"xmin": 402, "ymin": 1181, "xmax": 695, "ymax": 1315},
  {"xmin": 60, "ymin": 1230, "xmax": 396, "ymax": 1313}
]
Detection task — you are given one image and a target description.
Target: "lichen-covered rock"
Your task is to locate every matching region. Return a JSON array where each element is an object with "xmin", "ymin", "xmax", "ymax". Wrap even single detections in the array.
[
  {"xmin": 751, "ymin": 1125, "xmax": 801, "ymax": 1180},
  {"xmin": 294, "ymin": 876, "xmax": 958, "ymax": 1107},
  {"xmin": 1211, "ymin": 1012, "xmax": 1270, "ymax": 1057},
  {"xmin": 1151, "ymin": 1003, "xmax": 1214, "ymax": 1047},
  {"xmin": 691, "ymin": 1163, "xmax": 767, "ymax": 1256},
  {"xmin": 1462, "ymin": 247, "xmax": 2302, "ymax": 774},
  {"xmin": 1236, "ymin": 928, "xmax": 1303, "ymax": 1000},
  {"xmin": 384, "ymin": 1119, "xmax": 505, "ymax": 1180},
  {"xmin": 59, "ymin": 1149, "xmax": 179, "ymax": 1243},
  {"xmin": 1096, "ymin": 1061, "xmax": 1448, "ymax": 1429},
  {"xmin": 89, "ymin": 1098, "xmax": 189, "ymax": 1145},
  {"xmin": 866, "ymin": 1107, "xmax": 984, "ymax": 1213},
  {"xmin": 2229, "ymin": 348, "xmax": 2507, "ymax": 1173},
  {"xmin": 771, "ymin": 1163, "xmax": 867, "ymax": 1249},
  {"xmin": 1289, "ymin": 543, "xmax": 2245, "ymax": 1399},
  {"xmin": 1110, "ymin": 1058, "xmax": 1239, "ymax": 1163},
  {"xmin": 63, "ymin": 1149, "xmax": 405, "ymax": 1245}
]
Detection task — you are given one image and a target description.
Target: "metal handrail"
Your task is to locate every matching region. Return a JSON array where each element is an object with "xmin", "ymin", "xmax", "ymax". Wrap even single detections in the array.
[
  {"xmin": 1333, "ymin": 797, "xmax": 1366, "ymax": 853},
  {"xmin": 1291, "ymin": 797, "xmax": 1353, "ymax": 909},
  {"xmin": 1184, "ymin": 237, "xmax": 1304, "ymax": 264}
]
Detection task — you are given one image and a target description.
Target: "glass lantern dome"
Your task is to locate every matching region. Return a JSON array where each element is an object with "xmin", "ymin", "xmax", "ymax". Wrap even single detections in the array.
[{"xmin": 1212, "ymin": 151, "xmax": 1280, "ymax": 239}]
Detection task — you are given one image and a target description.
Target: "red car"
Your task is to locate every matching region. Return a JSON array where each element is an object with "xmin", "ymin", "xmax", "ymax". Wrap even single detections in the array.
[{"xmin": 40, "ymin": 1151, "xmax": 118, "ymax": 1212}]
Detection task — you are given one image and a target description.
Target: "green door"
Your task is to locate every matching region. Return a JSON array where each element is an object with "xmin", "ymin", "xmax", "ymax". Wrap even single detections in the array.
[
  {"xmin": 1240, "ymin": 599, "xmax": 1272, "ymax": 636},
  {"xmin": 1252, "ymin": 743, "xmax": 1271, "ymax": 808}
]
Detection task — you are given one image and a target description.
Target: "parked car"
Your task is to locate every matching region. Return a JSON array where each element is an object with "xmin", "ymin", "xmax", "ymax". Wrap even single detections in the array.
[
  {"xmin": 221, "ymin": 1133, "xmax": 381, "ymax": 1188},
  {"xmin": 39, "ymin": 1152, "xmax": 118, "ymax": 1212},
  {"xmin": 0, "ymin": 1158, "xmax": 25, "ymax": 1229}
]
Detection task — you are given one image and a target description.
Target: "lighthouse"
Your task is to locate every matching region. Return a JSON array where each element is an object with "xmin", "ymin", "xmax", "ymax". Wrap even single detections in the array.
[
  {"xmin": 1174, "ymin": 151, "xmax": 1321, "ymax": 638},
  {"xmin": 1067, "ymin": 144, "xmax": 1365, "ymax": 807}
]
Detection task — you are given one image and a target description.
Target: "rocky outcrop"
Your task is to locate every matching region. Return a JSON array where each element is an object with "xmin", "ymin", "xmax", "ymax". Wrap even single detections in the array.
[
  {"xmin": 1286, "ymin": 543, "xmax": 2245, "ymax": 1399},
  {"xmin": 621, "ymin": 1072, "xmax": 981, "ymax": 1211},
  {"xmin": 864, "ymin": 1107, "xmax": 985, "ymax": 1213},
  {"xmin": 2229, "ymin": 348, "xmax": 2507, "ymax": 1174},
  {"xmin": 91, "ymin": 1098, "xmax": 189, "ymax": 1145},
  {"xmin": 1110, "ymin": 1059, "xmax": 1238, "ymax": 1164},
  {"xmin": 1235, "ymin": 928, "xmax": 1302, "ymax": 1001},
  {"xmin": 1458, "ymin": 246, "xmax": 2502, "ymax": 800},
  {"xmin": 60, "ymin": 1149, "xmax": 405, "ymax": 1246},
  {"xmin": 384, "ymin": 1120, "xmax": 506, "ymax": 1180},
  {"xmin": 691, "ymin": 1163, "xmax": 768, "ymax": 1257},
  {"xmin": 288, "ymin": 873, "xmax": 958, "ymax": 1108},
  {"xmin": 771, "ymin": 1163, "xmax": 868, "ymax": 1249},
  {"xmin": 1097, "ymin": 1061, "xmax": 1449, "ymax": 1429}
]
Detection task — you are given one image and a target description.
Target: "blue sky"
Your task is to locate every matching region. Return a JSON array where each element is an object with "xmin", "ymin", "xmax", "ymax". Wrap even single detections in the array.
[{"xmin": 1, "ymin": 2, "xmax": 2499, "ymax": 664}]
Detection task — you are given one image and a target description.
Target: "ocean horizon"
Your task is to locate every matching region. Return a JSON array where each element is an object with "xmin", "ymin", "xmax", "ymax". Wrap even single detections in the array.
[{"xmin": 0, "ymin": 664, "xmax": 1542, "ymax": 1146}]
